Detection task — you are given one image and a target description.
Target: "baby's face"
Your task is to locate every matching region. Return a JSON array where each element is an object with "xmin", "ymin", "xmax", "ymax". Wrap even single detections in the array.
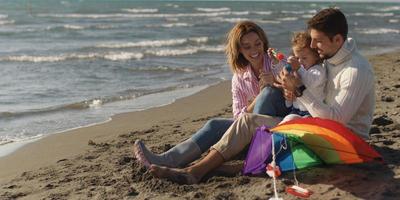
[{"xmin": 292, "ymin": 47, "xmax": 319, "ymax": 69}]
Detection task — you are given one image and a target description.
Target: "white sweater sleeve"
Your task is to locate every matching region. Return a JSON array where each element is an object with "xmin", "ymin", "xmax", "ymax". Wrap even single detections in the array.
[
  {"xmin": 297, "ymin": 64, "xmax": 326, "ymax": 89},
  {"xmin": 297, "ymin": 66, "xmax": 373, "ymax": 124}
]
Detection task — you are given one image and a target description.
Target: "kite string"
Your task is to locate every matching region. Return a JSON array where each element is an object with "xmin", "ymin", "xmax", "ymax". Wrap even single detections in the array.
[{"xmin": 271, "ymin": 134, "xmax": 280, "ymax": 199}]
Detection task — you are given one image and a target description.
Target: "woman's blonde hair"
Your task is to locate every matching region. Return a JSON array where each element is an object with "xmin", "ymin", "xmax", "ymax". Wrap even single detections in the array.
[{"xmin": 225, "ymin": 21, "xmax": 269, "ymax": 74}]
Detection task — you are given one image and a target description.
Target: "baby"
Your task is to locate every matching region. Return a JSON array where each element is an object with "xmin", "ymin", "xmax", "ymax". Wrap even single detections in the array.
[{"xmin": 279, "ymin": 31, "xmax": 326, "ymax": 123}]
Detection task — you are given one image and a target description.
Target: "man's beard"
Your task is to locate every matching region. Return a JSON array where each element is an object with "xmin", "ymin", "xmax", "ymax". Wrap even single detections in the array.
[{"xmin": 319, "ymin": 51, "xmax": 333, "ymax": 60}]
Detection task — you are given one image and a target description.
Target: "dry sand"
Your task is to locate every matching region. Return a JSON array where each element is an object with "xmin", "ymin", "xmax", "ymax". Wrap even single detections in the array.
[{"xmin": 0, "ymin": 51, "xmax": 399, "ymax": 200}]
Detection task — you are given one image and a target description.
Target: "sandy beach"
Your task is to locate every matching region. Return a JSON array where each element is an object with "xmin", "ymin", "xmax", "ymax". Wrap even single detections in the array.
[{"xmin": 1, "ymin": 51, "xmax": 400, "ymax": 199}]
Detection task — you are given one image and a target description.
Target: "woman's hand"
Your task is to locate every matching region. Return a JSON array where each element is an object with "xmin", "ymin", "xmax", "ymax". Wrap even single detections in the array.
[
  {"xmin": 267, "ymin": 48, "xmax": 279, "ymax": 64},
  {"xmin": 259, "ymin": 69, "xmax": 274, "ymax": 90}
]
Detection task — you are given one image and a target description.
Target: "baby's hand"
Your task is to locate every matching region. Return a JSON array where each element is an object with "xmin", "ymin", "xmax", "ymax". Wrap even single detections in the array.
[{"xmin": 287, "ymin": 56, "xmax": 301, "ymax": 71}]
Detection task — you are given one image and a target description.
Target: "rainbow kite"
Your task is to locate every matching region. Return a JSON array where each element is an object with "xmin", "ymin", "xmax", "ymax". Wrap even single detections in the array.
[{"xmin": 243, "ymin": 117, "xmax": 383, "ymax": 174}]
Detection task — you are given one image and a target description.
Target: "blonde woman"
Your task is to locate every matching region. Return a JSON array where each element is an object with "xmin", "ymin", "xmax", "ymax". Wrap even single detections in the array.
[{"xmin": 134, "ymin": 21, "xmax": 288, "ymax": 169}]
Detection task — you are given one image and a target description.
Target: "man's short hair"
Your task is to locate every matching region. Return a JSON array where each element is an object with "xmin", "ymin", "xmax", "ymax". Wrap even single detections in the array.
[{"xmin": 307, "ymin": 8, "xmax": 348, "ymax": 40}]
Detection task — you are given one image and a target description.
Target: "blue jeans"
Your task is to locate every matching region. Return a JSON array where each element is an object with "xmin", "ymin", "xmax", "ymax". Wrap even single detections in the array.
[
  {"xmin": 191, "ymin": 86, "xmax": 288, "ymax": 152},
  {"xmin": 253, "ymin": 86, "xmax": 290, "ymax": 118}
]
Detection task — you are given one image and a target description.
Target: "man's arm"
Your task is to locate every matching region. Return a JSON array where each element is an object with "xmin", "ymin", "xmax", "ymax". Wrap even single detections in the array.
[{"xmin": 297, "ymin": 67, "xmax": 374, "ymax": 124}]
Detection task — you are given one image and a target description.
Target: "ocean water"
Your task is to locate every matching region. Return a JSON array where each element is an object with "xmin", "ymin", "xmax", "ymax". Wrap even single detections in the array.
[{"xmin": 0, "ymin": 0, "xmax": 399, "ymax": 156}]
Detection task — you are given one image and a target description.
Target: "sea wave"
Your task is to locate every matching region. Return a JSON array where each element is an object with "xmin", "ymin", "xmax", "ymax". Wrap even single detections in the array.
[
  {"xmin": 0, "ymin": 14, "xmax": 8, "ymax": 19},
  {"xmin": 133, "ymin": 65, "xmax": 197, "ymax": 73},
  {"xmin": 353, "ymin": 12, "xmax": 394, "ymax": 17},
  {"xmin": 63, "ymin": 24, "xmax": 84, "ymax": 30},
  {"xmin": 145, "ymin": 45, "xmax": 224, "ymax": 56},
  {"xmin": 389, "ymin": 19, "xmax": 399, "ymax": 23},
  {"xmin": 0, "ymin": 134, "xmax": 43, "ymax": 146},
  {"xmin": 36, "ymin": 11, "xmax": 235, "ymax": 19},
  {"xmin": 210, "ymin": 17, "xmax": 250, "ymax": 23},
  {"xmin": 95, "ymin": 37, "xmax": 208, "ymax": 49},
  {"xmin": 122, "ymin": 8, "xmax": 158, "ymax": 13},
  {"xmin": 0, "ymin": 86, "xmax": 188, "ymax": 121},
  {"xmin": 253, "ymin": 11, "xmax": 272, "ymax": 15},
  {"xmin": 0, "ymin": 52, "xmax": 144, "ymax": 62},
  {"xmin": 195, "ymin": 7, "xmax": 230, "ymax": 12},
  {"xmin": 146, "ymin": 23, "xmax": 193, "ymax": 28},
  {"xmin": 0, "ymin": 20, "xmax": 14, "ymax": 25},
  {"xmin": 0, "ymin": 44, "xmax": 221, "ymax": 63},
  {"xmin": 279, "ymin": 17, "xmax": 298, "ymax": 21},
  {"xmin": 378, "ymin": 6, "xmax": 400, "ymax": 12},
  {"xmin": 46, "ymin": 24, "xmax": 115, "ymax": 31},
  {"xmin": 357, "ymin": 28, "xmax": 400, "ymax": 34}
]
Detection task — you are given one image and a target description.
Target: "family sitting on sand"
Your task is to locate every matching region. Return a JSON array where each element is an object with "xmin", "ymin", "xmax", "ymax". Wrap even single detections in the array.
[{"xmin": 133, "ymin": 8, "xmax": 375, "ymax": 184}]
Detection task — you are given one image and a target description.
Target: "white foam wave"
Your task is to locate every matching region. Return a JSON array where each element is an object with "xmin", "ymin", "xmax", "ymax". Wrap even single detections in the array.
[
  {"xmin": 96, "ymin": 37, "xmax": 208, "ymax": 49},
  {"xmin": 137, "ymin": 66, "xmax": 195, "ymax": 73},
  {"xmin": 231, "ymin": 11, "xmax": 250, "ymax": 15},
  {"xmin": 0, "ymin": 20, "xmax": 14, "ymax": 25},
  {"xmin": 166, "ymin": 18, "xmax": 179, "ymax": 22},
  {"xmin": 146, "ymin": 45, "xmax": 224, "ymax": 57},
  {"xmin": 147, "ymin": 23, "xmax": 193, "ymax": 28},
  {"xmin": 146, "ymin": 48, "xmax": 198, "ymax": 56},
  {"xmin": 166, "ymin": 3, "xmax": 179, "ymax": 8},
  {"xmin": 354, "ymin": 12, "xmax": 394, "ymax": 17},
  {"xmin": 255, "ymin": 19, "xmax": 281, "ymax": 24},
  {"xmin": 0, "ymin": 14, "xmax": 8, "ymax": 19},
  {"xmin": 63, "ymin": 24, "xmax": 84, "ymax": 30},
  {"xmin": 97, "ymin": 39, "xmax": 187, "ymax": 48},
  {"xmin": 279, "ymin": 17, "xmax": 298, "ymax": 21},
  {"xmin": 89, "ymin": 99, "xmax": 103, "ymax": 108},
  {"xmin": 37, "ymin": 12, "xmax": 234, "ymax": 19},
  {"xmin": 378, "ymin": 6, "xmax": 400, "ymax": 12},
  {"xmin": 95, "ymin": 24, "xmax": 114, "ymax": 29},
  {"xmin": 357, "ymin": 28, "xmax": 400, "ymax": 34},
  {"xmin": 103, "ymin": 52, "xmax": 144, "ymax": 61},
  {"xmin": 163, "ymin": 23, "xmax": 192, "ymax": 27},
  {"xmin": 281, "ymin": 10, "xmax": 306, "ymax": 14},
  {"xmin": 301, "ymin": 14, "xmax": 314, "ymax": 19},
  {"xmin": 1, "ymin": 52, "xmax": 144, "ymax": 62},
  {"xmin": 122, "ymin": 8, "xmax": 158, "ymax": 13},
  {"xmin": 190, "ymin": 37, "xmax": 208, "ymax": 43},
  {"xmin": 389, "ymin": 19, "xmax": 399, "ymax": 23},
  {"xmin": 253, "ymin": 11, "xmax": 272, "ymax": 15},
  {"xmin": 196, "ymin": 7, "xmax": 230, "ymax": 12},
  {"xmin": 211, "ymin": 17, "xmax": 249, "ymax": 23}
]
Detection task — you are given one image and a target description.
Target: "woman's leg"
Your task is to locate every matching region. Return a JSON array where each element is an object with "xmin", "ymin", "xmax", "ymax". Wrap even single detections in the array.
[
  {"xmin": 150, "ymin": 114, "xmax": 282, "ymax": 184},
  {"xmin": 133, "ymin": 118, "xmax": 233, "ymax": 168},
  {"xmin": 253, "ymin": 87, "xmax": 290, "ymax": 117}
]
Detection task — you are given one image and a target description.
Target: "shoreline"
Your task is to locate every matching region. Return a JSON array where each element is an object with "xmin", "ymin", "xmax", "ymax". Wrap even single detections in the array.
[
  {"xmin": 0, "ymin": 50, "xmax": 399, "ymax": 199},
  {"xmin": 0, "ymin": 80, "xmax": 232, "ymax": 182},
  {"xmin": 0, "ymin": 84, "xmax": 211, "ymax": 158}
]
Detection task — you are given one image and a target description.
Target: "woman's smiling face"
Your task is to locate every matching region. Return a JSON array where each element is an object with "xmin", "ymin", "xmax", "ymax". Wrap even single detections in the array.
[{"xmin": 239, "ymin": 31, "xmax": 264, "ymax": 65}]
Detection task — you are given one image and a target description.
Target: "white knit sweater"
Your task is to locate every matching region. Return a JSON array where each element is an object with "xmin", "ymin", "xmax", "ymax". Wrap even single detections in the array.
[{"xmin": 297, "ymin": 38, "xmax": 375, "ymax": 139}]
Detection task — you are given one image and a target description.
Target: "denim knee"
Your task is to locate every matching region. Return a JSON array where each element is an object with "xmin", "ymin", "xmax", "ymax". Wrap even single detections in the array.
[{"xmin": 190, "ymin": 118, "xmax": 234, "ymax": 152}]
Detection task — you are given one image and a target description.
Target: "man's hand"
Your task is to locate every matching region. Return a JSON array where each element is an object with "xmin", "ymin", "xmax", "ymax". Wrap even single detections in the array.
[{"xmin": 274, "ymin": 68, "xmax": 303, "ymax": 98}]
